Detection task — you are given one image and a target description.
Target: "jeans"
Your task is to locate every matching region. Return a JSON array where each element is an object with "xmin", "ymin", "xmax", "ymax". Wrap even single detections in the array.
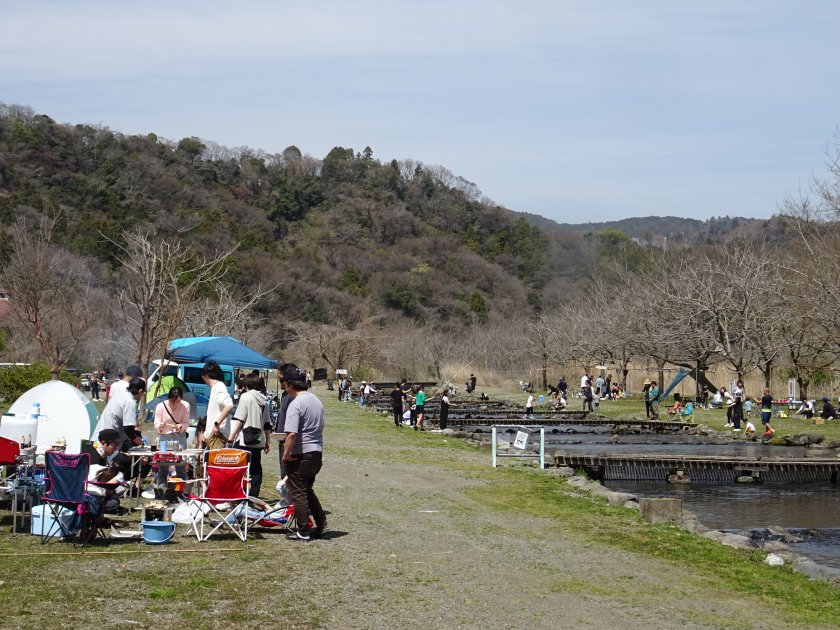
[
  {"xmin": 285, "ymin": 451, "xmax": 326, "ymax": 533},
  {"xmin": 245, "ymin": 446, "xmax": 263, "ymax": 497}
]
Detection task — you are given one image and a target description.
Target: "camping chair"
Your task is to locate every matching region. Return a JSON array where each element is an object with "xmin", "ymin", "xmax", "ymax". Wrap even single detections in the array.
[
  {"xmin": 188, "ymin": 448, "xmax": 251, "ymax": 541},
  {"xmin": 677, "ymin": 402, "xmax": 694, "ymax": 423},
  {"xmin": 241, "ymin": 479, "xmax": 314, "ymax": 532},
  {"xmin": 41, "ymin": 451, "xmax": 107, "ymax": 545}
]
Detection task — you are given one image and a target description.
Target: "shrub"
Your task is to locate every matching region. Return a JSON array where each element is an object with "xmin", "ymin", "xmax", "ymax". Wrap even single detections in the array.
[{"xmin": 0, "ymin": 361, "xmax": 79, "ymax": 402}]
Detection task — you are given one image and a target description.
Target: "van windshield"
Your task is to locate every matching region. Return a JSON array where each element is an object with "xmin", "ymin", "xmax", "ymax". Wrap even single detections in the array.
[{"xmin": 183, "ymin": 367, "xmax": 233, "ymax": 387}]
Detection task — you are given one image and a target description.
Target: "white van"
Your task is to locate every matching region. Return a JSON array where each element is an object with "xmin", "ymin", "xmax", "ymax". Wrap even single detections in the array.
[{"xmin": 147, "ymin": 359, "xmax": 236, "ymax": 414}]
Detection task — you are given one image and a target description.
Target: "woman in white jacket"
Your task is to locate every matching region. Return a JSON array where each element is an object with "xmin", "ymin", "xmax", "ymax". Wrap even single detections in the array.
[{"xmin": 228, "ymin": 373, "xmax": 271, "ymax": 497}]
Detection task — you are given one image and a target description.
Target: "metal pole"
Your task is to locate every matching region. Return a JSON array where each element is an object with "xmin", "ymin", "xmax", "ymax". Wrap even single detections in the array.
[
  {"xmin": 491, "ymin": 426, "xmax": 497, "ymax": 467},
  {"xmin": 539, "ymin": 427, "xmax": 545, "ymax": 469}
]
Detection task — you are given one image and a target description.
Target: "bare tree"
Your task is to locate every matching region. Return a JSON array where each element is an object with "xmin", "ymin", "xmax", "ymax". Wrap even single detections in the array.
[
  {"xmin": 108, "ymin": 231, "xmax": 236, "ymax": 378},
  {"xmin": 2, "ymin": 214, "xmax": 93, "ymax": 379},
  {"xmin": 285, "ymin": 317, "xmax": 383, "ymax": 374},
  {"xmin": 179, "ymin": 282, "xmax": 276, "ymax": 342}
]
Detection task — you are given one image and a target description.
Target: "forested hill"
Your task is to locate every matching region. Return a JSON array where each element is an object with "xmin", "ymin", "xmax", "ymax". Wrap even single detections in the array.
[
  {"xmin": 0, "ymin": 104, "xmax": 772, "ymax": 340},
  {"xmin": 518, "ymin": 211, "xmax": 779, "ymax": 248}
]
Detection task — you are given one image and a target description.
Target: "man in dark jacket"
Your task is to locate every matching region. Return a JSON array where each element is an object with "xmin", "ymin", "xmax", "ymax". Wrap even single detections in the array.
[{"xmin": 820, "ymin": 397, "xmax": 836, "ymax": 420}]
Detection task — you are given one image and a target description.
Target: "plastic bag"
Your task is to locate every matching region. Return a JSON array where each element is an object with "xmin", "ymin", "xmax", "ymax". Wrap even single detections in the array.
[{"xmin": 171, "ymin": 499, "xmax": 210, "ymax": 525}]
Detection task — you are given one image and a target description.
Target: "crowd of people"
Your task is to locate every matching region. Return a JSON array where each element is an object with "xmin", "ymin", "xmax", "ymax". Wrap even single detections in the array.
[{"xmin": 88, "ymin": 361, "xmax": 327, "ymax": 541}]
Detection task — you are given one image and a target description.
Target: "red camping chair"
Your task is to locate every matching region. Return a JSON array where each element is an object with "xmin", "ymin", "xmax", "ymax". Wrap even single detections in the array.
[
  {"xmin": 188, "ymin": 448, "xmax": 251, "ymax": 541},
  {"xmin": 41, "ymin": 451, "xmax": 108, "ymax": 545}
]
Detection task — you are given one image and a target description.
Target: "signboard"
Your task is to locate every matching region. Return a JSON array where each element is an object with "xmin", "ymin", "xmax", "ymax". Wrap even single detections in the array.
[
  {"xmin": 513, "ymin": 431, "xmax": 529, "ymax": 450},
  {"xmin": 787, "ymin": 378, "xmax": 797, "ymax": 400}
]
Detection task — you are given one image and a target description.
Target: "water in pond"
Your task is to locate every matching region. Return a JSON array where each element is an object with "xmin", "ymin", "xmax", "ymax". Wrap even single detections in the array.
[{"xmin": 605, "ymin": 480, "xmax": 840, "ymax": 568}]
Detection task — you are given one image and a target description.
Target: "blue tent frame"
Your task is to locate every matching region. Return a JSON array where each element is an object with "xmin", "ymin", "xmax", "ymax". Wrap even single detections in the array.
[{"xmin": 167, "ymin": 336, "xmax": 278, "ymax": 369}]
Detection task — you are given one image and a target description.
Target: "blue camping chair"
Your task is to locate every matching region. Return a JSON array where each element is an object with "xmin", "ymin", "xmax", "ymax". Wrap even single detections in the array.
[
  {"xmin": 677, "ymin": 402, "xmax": 694, "ymax": 423},
  {"xmin": 41, "ymin": 451, "xmax": 105, "ymax": 544}
]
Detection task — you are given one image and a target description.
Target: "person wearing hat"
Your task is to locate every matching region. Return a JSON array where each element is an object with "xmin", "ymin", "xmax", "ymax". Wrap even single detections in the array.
[
  {"xmin": 358, "ymin": 381, "xmax": 368, "ymax": 408},
  {"xmin": 93, "ymin": 377, "xmax": 147, "ymax": 452},
  {"xmin": 820, "ymin": 397, "xmax": 836, "ymax": 421},
  {"xmin": 281, "ymin": 365, "xmax": 327, "ymax": 541}
]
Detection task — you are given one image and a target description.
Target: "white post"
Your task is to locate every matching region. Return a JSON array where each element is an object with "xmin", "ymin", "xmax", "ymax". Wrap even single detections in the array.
[
  {"xmin": 539, "ymin": 427, "xmax": 545, "ymax": 469},
  {"xmin": 491, "ymin": 426, "xmax": 497, "ymax": 468}
]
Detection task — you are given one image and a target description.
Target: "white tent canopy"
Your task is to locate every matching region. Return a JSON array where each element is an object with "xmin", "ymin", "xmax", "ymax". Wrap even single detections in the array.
[{"xmin": 7, "ymin": 381, "xmax": 98, "ymax": 453}]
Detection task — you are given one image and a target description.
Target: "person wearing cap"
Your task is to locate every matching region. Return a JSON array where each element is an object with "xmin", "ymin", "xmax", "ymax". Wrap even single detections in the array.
[
  {"xmin": 358, "ymin": 381, "xmax": 368, "ymax": 408},
  {"xmin": 108, "ymin": 365, "xmax": 144, "ymax": 401},
  {"xmin": 93, "ymin": 377, "xmax": 147, "ymax": 452},
  {"xmin": 820, "ymin": 397, "xmax": 836, "ymax": 421},
  {"xmin": 282, "ymin": 365, "xmax": 327, "ymax": 541}
]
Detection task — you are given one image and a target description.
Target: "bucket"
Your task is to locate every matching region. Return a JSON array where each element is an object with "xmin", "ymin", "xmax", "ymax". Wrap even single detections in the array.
[{"xmin": 141, "ymin": 520, "xmax": 176, "ymax": 545}]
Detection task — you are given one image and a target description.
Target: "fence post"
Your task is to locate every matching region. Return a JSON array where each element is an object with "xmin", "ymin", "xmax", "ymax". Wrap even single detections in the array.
[
  {"xmin": 491, "ymin": 426, "xmax": 497, "ymax": 468},
  {"xmin": 539, "ymin": 427, "xmax": 545, "ymax": 469}
]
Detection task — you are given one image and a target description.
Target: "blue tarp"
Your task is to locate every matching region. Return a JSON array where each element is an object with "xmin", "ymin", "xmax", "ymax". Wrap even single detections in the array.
[{"xmin": 167, "ymin": 336, "xmax": 278, "ymax": 369}]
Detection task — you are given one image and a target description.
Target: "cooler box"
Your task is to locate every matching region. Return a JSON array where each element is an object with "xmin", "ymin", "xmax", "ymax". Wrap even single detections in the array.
[{"xmin": 31, "ymin": 505, "xmax": 77, "ymax": 538}]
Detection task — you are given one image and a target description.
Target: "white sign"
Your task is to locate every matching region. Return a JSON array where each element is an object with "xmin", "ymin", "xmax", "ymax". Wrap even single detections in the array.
[{"xmin": 513, "ymin": 431, "xmax": 529, "ymax": 450}]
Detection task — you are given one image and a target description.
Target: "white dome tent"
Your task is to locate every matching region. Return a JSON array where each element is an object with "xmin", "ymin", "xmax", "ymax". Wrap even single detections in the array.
[{"xmin": 6, "ymin": 381, "xmax": 98, "ymax": 453}]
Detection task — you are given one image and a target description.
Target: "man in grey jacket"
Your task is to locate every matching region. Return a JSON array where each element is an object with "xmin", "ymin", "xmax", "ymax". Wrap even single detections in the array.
[{"xmin": 228, "ymin": 374, "xmax": 271, "ymax": 497}]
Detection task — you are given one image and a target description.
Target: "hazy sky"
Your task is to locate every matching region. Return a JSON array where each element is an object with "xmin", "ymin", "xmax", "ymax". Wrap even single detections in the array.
[{"xmin": 1, "ymin": 1, "xmax": 839, "ymax": 223}]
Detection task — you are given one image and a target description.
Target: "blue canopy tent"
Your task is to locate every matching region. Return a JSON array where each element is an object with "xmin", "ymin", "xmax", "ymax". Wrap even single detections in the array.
[{"xmin": 167, "ymin": 337, "xmax": 279, "ymax": 370}]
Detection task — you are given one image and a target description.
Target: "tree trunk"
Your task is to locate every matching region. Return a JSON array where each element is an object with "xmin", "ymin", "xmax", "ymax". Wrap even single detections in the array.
[
  {"xmin": 656, "ymin": 358, "xmax": 665, "ymax": 392},
  {"xmin": 797, "ymin": 376, "xmax": 810, "ymax": 401},
  {"xmin": 759, "ymin": 359, "xmax": 772, "ymax": 389},
  {"xmin": 541, "ymin": 351, "xmax": 548, "ymax": 391}
]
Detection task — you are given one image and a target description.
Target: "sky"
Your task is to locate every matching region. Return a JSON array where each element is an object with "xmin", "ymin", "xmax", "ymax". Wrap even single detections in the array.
[{"xmin": 1, "ymin": 1, "xmax": 839, "ymax": 223}]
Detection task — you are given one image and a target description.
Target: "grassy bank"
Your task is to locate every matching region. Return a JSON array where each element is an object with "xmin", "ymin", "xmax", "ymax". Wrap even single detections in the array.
[{"xmin": 0, "ymin": 386, "xmax": 837, "ymax": 629}]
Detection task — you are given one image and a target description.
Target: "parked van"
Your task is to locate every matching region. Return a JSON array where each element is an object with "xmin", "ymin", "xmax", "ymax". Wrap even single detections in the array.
[{"xmin": 146, "ymin": 359, "xmax": 235, "ymax": 415}]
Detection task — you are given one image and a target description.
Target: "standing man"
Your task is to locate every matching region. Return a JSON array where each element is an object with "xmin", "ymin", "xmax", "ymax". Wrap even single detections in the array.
[
  {"xmin": 643, "ymin": 380, "xmax": 652, "ymax": 418},
  {"xmin": 558, "ymin": 376, "xmax": 567, "ymax": 400},
  {"xmin": 282, "ymin": 366, "xmax": 327, "ymax": 541},
  {"xmin": 390, "ymin": 383, "xmax": 404, "ymax": 428},
  {"xmin": 93, "ymin": 377, "xmax": 147, "ymax": 452},
  {"xmin": 439, "ymin": 389, "xmax": 450, "ymax": 430},
  {"xmin": 758, "ymin": 388, "xmax": 776, "ymax": 438},
  {"xmin": 108, "ymin": 365, "xmax": 143, "ymax": 401},
  {"xmin": 201, "ymin": 361, "xmax": 234, "ymax": 448},
  {"xmin": 648, "ymin": 380, "xmax": 660, "ymax": 420},
  {"xmin": 90, "ymin": 372, "xmax": 102, "ymax": 401}
]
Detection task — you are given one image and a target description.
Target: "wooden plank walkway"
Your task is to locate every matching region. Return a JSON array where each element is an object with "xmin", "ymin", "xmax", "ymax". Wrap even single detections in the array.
[
  {"xmin": 439, "ymin": 416, "xmax": 696, "ymax": 430},
  {"xmin": 552, "ymin": 451, "xmax": 840, "ymax": 483}
]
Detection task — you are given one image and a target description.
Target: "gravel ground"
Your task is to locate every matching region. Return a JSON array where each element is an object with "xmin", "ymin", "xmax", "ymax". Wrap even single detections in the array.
[{"xmin": 1, "ymin": 389, "xmax": 837, "ymax": 629}]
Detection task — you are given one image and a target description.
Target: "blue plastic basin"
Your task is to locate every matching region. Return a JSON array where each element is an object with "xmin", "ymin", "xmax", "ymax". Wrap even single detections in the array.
[{"xmin": 141, "ymin": 520, "xmax": 175, "ymax": 544}]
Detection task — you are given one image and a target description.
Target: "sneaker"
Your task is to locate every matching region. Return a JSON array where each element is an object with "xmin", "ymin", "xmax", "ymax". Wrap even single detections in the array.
[
  {"xmin": 287, "ymin": 529, "xmax": 310, "ymax": 541},
  {"xmin": 310, "ymin": 525, "xmax": 328, "ymax": 539}
]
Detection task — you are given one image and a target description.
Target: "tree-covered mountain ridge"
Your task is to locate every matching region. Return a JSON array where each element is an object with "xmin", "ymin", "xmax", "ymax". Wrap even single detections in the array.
[{"xmin": 0, "ymin": 103, "xmax": 774, "ymax": 341}]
